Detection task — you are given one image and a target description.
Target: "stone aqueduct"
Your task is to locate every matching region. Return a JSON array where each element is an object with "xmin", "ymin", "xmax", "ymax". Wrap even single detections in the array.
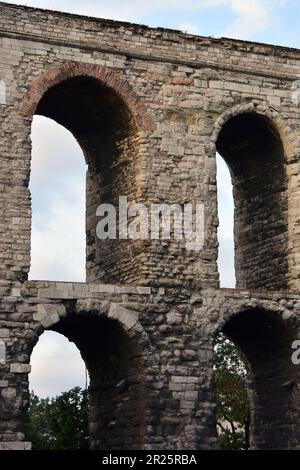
[{"xmin": 0, "ymin": 2, "xmax": 300, "ymax": 450}]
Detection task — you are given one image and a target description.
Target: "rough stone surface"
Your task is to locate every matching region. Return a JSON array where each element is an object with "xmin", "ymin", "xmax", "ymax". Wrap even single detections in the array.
[{"xmin": 0, "ymin": 2, "xmax": 300, "ymax": 450}]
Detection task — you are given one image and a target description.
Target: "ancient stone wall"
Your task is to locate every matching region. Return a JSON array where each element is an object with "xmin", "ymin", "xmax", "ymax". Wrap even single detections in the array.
[
  {"xmin": 1, "ymin": 282, "xmax": 300, "ymax": 449},
  {"xmin": 0, "ymin": 2, "xmax": 300, "ymax": 450}
]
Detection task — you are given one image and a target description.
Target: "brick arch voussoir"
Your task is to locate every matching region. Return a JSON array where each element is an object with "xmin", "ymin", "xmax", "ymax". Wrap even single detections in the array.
[
  {"xmin": 213, "ymin": 298, "xmax": 297, "ymax": 340},
  {"xmin": 210, "ymin": 102, "xmax": 296, "ymax": 163},
  {"xmin": 31, "ymin": 299, "xmax": 155, "ymax": 363},
  {"xmin": 20, "ymin": 62, "xmax": 154, "ymax": 131}
]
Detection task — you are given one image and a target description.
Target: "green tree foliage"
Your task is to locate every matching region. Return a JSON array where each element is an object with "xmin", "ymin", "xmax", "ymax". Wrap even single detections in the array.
[
  {"xmin": 214, "ymin": 333, "xmax": 250, "ymax": 450},
  {"xmin": 26, "ymin": 339, "xmax": 250, "ymax": 451},
  {"xmin": 26, "ymin": 387, "xmax": 89, "ymax": 450}
]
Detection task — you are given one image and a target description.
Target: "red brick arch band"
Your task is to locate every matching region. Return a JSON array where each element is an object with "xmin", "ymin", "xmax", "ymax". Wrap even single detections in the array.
[{"xmin": 20, "ymin": 62, "xmax": 154, "ymax": 131}]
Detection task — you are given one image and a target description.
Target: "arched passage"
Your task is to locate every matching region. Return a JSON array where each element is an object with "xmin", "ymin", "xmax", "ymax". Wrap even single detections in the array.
[
  {"xmin": 28, "ymin": 307, "xmax": 149, "ymax": 450},
  {"xmin": 27, "ymin": 330, "xmax": 88, "ymax": 449},
  {"xmin": 22, "ymin": 63, "xmax": 153, "ymax": 285},
  {"xmin": 36, "ymin": 75, "xmax": 137, "ymax": 284},
  {"xmin": 216, "ymin": 307, "xmax": 300, "ymax": 449},
  {"xmin": 215, "ymin": 110, "xmax": 288, "ymax": 290}
]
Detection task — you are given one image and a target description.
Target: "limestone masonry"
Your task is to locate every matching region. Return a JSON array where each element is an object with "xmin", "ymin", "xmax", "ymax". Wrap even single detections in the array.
[{"xmin": 0, "ymin": 1, "xmax": 300, "ymax": 450}]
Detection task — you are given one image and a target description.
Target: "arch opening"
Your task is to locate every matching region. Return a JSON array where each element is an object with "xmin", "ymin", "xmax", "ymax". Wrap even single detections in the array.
[
  {"xmin": 29, "ymin": 74, "xmax": 141, "ymax": 284},
  {"xmin": 216, "ymin": 112, "xmax": 288, "ymax": 290},
  {"xmin": 29, "ymin": 115, "xmax": 86, "ymax": 281},
  {"xmin": 214, "ymin": 332, "xmax": 250, "ymax": 449},
  {"xmin": 29, "ymin": 330, "xmax": 87, "ymax": 398},
  {"xmin": 216, "ymin": 154, "xmax": 235, "ymax": 288},
  {"xmin": 215, "ymin": 308, "xmax": 300, "ymax": 449},
  {"xmin": 27, "ymin": 330, "xmax": 88, "ymax": 450},
  {"xmin": 27, "ymin": 313, "xmax": 147, "ymax": 450}
]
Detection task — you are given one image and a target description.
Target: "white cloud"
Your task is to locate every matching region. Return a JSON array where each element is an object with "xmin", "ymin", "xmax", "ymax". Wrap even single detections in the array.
[
  {"xmin": 29, "ymin": 331, "xmax": 87, "ymax": 398},
  {"xmin": 213, "ymin": 0, "xmax": 285, "ymax": 38},
  {"xmin": 216, "ymin": 155, "xmax": 235, "ymax": 288},
  {"xmin": 179, "ymin": 21, "xmax": 201, "ymax": 35},
  {"xmin": 29, "ymin": 116, "xmax": 86, "ymax": 282}
]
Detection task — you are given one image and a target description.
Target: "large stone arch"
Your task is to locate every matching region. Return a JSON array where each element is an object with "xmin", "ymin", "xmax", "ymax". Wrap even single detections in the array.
[
  {"xmin": 212, "ymin": 300, "xmax": 300, "ymax": 449},
  {"xmin": 20, "ymin": 63, "xmax": 155, "ymax": 284},
  {"xmin": 20, "ymin": 62, "xmax": 153, "ymax": 131},
  {"xmin": 210, "ymin": 103, "xmax": 296, "ymax": 160},
  {"xmin": 210, "ymin": 104, "xmax": 296, "ymax": 290},
  {"xmin": 27, "ymin": 299, "xmax": 155, "ymax": 450}
]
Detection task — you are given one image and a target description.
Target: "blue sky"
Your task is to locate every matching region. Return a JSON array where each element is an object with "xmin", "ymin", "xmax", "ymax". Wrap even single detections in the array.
[{"xmin": 3, "ymin": 0, "xmax": 298, "ymax": 396}]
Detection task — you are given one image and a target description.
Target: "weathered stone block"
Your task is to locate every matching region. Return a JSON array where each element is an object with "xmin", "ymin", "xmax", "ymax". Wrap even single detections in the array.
[{"xmin": 10, "ymin": 364, "xmax": 31, "ymax": 374}]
